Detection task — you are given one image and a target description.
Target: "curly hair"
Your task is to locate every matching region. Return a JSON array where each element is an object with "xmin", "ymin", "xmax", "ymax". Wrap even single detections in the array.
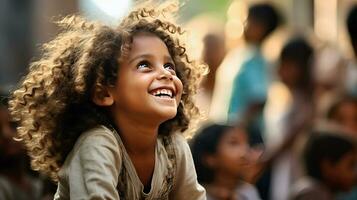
[{"xmin": 9, "ymin": 0, "xmax": 207, "ymax": 181}]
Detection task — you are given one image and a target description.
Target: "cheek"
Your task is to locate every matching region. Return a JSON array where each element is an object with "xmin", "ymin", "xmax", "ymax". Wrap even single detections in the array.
[
  {"xmin": 220, "ymin": 146, "xmax": 242, "ymax": 162},
  {"xmin": 175, "ymin": 77, "xmax": 183, "ymax": 100},
  {"xmin": 215, "ymin": 151, "xmax": 234, "ymax": 170}
]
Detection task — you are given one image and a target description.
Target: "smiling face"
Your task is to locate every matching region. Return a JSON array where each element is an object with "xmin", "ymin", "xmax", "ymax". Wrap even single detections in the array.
[{"xmin": 108, "ymin": 33, "xmax": 183, "ymax": 125}]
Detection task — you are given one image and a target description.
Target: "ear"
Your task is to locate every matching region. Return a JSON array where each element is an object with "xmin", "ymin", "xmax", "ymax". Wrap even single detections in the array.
[{"xmin": 92, "ymin": 86, "xmax": 114, "ymax": 107}]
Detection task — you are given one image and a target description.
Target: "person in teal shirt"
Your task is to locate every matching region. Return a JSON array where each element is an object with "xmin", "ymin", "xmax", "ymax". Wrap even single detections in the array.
[
  {"xmin": 228, "ymin": 3, "xmax": 280, "ymax": 146},
  {"xmin": 228, "ymin": 47, "xmax": 268, "ymax": 145}
]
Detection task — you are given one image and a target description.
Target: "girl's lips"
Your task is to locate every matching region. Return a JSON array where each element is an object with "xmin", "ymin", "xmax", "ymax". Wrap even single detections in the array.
[
  {"xmin": 150, "ymin": 88, "xmax": 174, "ymax": 98},
  {"xmin": 149, "ymin": 86, "xmax": 176, "ymax": 97}
]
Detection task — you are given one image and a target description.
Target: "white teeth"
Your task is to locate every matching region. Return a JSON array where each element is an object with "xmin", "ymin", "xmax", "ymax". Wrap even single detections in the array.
[{"xmin": 151, "ymin": 89, "xmax": 174, "ymax": 98}]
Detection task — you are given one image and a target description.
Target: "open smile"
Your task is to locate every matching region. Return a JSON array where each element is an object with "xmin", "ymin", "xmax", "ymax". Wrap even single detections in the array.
[{"xmin": 149, "ymin": 87, "xmax": 176, "ymax": 99}]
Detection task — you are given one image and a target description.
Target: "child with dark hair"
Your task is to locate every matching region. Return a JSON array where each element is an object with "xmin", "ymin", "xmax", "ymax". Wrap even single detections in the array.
[
  {"xmin": 9, "ymin": 1, "xmax": 206, "ymax": 199},
  {"xmin": 191, "ymin": 124, "xmax": 261, "ymax": 200},
  {"xmin": 290, "ymin": 132, "xmax": 357, "ymax": 200},
  {"xmin": 279, "ymin": 37, "xmax": 314, "ymax": 93},
  {"xmin": 326, "ymin": 96, "xmax": 357, "ymax": 200},
  {"xmin": 228, "ymin": 3, "xmax": 282, "ymax": 146},
  {"xmin": 263, "ymin": 37, "xmax": 316, "ymax": 200},
  {"xmin": 327, "ymin": 96, "xmax": 357, "ymax": 134},
  {"xmin": 244, "ymin": 3, "xmax": 281, "ymax": 44}
]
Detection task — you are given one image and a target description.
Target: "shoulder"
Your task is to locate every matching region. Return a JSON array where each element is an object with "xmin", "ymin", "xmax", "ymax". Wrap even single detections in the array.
[
  {"xmin": 56, "ymin": 125, "xmax": 123, "ymax": 199},
  {"xmin": 158, "ymin": 133, "xmax": 192, "ymax": 165},
  {"xmin": 290, "ymin": 177, "xmax": 332, "ymax": 200},
  {"xmin": 170, "ymin": 133, "xmax": 188, "ymax": 146},
  {"xmin": 242, "ymin": 58, "xmax": 266, "ymax": 72},
  {"xmin": 60, "ymin": 125, "xmax": 122, "ymax": 173},
  {"xmin": 236, "ymin": 182, "xmax": 261, "ymax": 200},
  {"xmin": 170, "ymin": 133, "xmax": 192, "ymax": 158},
  {"xmin": 74, "ymin": 125, "xmax": 120, "ymax": 152},
  {"xmin": 167, "ymin": 133, "xmax": 207, "ymax": 199}
]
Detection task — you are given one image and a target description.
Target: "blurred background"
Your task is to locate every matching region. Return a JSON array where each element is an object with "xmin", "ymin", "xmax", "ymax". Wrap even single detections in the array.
[
  {"xmin": 0, "ymin": 0, "xmax": 356, "ymax": 89},
  {"xmin": 1, "ymin": 0, "xmax": 357, "ymax": 200}
]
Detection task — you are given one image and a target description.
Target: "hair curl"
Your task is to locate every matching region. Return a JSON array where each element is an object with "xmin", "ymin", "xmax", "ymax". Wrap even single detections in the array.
[{"xmin": 9, "ymin": 0, "xmax": 207, "ymax": 181}]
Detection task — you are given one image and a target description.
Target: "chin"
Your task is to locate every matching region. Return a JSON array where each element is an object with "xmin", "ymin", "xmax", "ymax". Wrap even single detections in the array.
[{"xmin": 156, "ymin": 108, "xmax": 177, "ymax": 121}]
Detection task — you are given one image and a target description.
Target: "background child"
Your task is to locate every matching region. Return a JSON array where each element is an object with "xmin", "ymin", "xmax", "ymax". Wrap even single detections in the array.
[
  {"xmin": 325, "ymin": 96, "xmax": 357, "ymax": 200},
  {"xmin": 191, "ymin": 123, "xmax": 261, "ymax": 200},
  {"xmin": 9, "ymin": 1, "xmax": 206, "ymax": 199},
  {"xmin": 266, "ymin": 37, "xmax": 315, "ymax": 200},
  {"xmin": 0, "ymin": 92, "xmax": 42, "ymax": 200},
  {"xmin": 290, "ymin": 131, "xmax": 357, "ymax": 200},
  {"xmin": 227, "ymin": 3, "xmax": 281, "ymax": 147},
  {"xmin": 327, "ymin": 96, "xmax": 357, "ymax": 134}
]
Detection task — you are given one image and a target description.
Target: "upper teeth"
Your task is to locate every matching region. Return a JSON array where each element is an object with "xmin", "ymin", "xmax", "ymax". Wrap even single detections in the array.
[{"xmin": 151, "ymin": 89, "xmax": 173, "ymax": 98}]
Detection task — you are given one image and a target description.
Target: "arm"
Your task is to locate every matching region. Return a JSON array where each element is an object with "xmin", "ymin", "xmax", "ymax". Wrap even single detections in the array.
[
  {"xmin": 169, "ymin": 134, "xmax": 206, "ymax": 200},
  {"xmin": 67, "ymin": 131, "xmax": 121, "ymax": 199},
  {"xmin": 248, "ymin": 105, "xmax": 314, "ymax": 184}
]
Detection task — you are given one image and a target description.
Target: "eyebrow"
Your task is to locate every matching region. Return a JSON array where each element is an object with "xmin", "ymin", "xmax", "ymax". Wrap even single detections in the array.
[{"xmin": 128, "ymin": 54, "xmax": 174, "ymax": 64}]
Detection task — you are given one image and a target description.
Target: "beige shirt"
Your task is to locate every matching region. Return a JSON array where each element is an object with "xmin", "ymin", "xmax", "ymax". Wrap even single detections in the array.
[{"xmin": 54, "ymin": 125, "xmax": 206, "ymax": 200}]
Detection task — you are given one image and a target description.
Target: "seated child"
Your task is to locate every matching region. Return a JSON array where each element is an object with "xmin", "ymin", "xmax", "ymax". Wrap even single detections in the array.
[
  {"xmin": 290, "ymin": 131, "xmax": 357, "ymax": 200},
  {"xmin": 191, "ymin": 123, "xmax": 261, "ymax": 200},
  {"xmin": 9, "ymin": 1, "xmax": 206, "ymax": 199}
]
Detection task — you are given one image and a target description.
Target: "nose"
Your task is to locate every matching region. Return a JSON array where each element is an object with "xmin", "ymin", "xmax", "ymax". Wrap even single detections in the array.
[{"xmin": 157, "ymin": 66, "xmax": 173, "ymax": 81}]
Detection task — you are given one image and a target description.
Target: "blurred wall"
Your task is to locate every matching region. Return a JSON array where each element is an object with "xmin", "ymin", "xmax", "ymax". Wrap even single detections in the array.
[
  {"xmin": 0, "ymin": 0, "xmax": 34, "ymax": 91},
  {"xmin": 1, "ymin": 0, "xmax": 357, "ymax": 91},
  {"xmin": 0, "ymin": 0, "xmax": 78, "ymax": 91},
  {"xmin": 33, "ymin": 0, "xmax": 78, "ymax": 45}
]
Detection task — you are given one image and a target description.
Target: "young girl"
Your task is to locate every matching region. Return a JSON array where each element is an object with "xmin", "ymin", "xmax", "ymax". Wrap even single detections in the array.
[
  {"xmin": 9, "ymin": 1, "xmax": 206, "ymax": 199},
  {"xmin": 190, "ymin": 124, "xmax": 261, "ymax": 200}
]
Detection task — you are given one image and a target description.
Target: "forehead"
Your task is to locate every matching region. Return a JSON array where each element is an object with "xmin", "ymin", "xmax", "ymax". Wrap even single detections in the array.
[
  {"xmin": 130, "ymin": 33, "xmax": 169, "ymax": 55},
  {"xmin": 221, "ymin": 128, "xmax": 247, "ymax": 140}
]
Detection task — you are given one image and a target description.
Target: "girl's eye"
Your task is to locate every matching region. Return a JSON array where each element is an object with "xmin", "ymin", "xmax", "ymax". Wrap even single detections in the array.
[
  {"xmin": 137, "ymin": 61, "xmax": 150, "ymax": 69},
  {"xmin": 164, "ymin": 62, "xmax": 176, "ymax": 72}
]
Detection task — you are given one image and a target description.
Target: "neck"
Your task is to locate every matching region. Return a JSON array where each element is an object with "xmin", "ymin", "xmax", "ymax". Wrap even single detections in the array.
[
  {"xmin": 207, "ymin": 174, "xmax": 241, "ymax": 200},
  {"xmin": 211, "ymin": 172, "xmax": 240, "ymax": 191},
  {"xmin": 114, "ymin": 113, "xmax": 158, "ymax": 155}
]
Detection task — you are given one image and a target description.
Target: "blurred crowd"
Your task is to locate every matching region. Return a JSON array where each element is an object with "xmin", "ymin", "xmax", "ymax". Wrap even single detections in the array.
[
  {"xmin": 1, "ymin": 1, "xmax": 357, "ymax": 200},
  {"xmin": 189, "ymin": 2, "xmax": 357, "ymax": 200}
]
